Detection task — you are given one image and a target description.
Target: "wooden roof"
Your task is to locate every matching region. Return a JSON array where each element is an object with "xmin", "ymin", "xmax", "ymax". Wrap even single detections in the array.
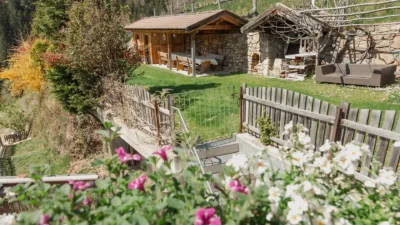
[
  {"xmin": 125, "ymin": 10, "xmax": 248, "ymax": 33},
  {"xmin": 241, "ymin": 3, "xmax": 326, "ymax": 34}
]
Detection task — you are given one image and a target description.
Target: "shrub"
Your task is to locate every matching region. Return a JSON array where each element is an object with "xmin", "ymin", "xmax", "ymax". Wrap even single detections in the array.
[
  {"xmin": 8, "ymin": 123, "xmax": 400, "ymax": 225},
  {"xmin": 257, "ymin": 115, "xmax": 276, "ymax": 145},
  {"xmin": 0, "ymin": 103, "xmax": 29, "ymax": 133}
]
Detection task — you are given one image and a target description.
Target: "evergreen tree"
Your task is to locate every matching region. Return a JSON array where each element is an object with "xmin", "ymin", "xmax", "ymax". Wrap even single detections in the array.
[{"xmin": 31, "ymin": 0, "xmax": 69, "ymax": 42}]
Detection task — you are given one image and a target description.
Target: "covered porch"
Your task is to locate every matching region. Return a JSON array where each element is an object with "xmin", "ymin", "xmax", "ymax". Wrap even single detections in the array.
[{"xmin": 125, "ymin": 10, "xmax": 248, "ymax": 76}]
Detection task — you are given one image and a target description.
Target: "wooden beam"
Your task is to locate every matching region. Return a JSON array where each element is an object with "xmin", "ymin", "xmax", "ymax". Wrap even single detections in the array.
[
  {"xmin": 126, "ymin": 29, "xmax": 187, "ymax": 34},
  {"xmin": 341, "ymin": 119, "xmax": 400, "ymax": 141},
  {"xmin": 243, "ymin": 94, "xmax": 336, "ymax": 123},
  {"xmin": 167, "ymin": 33, "xmax": 172, "ymax": 70},
  {"xmin": 200, "ymin": 24, "xmax": 238, "ymax": 30},
  {"xmin": 191, "ymin": 33, "xmax": 196, "ymax": 77},
  {"xmin": 148, "ymin": 32, "xmax": 154, "ymax": 64}
]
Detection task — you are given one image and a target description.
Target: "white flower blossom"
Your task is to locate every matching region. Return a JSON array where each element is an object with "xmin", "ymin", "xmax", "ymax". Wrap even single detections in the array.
[
  {"xmin": 0, "ymin": 214, "xmax": 15, "ymax": 225},
  {"xmin": 291, "ymin": 151, "xmax": 307, "ymax": 167},
  {"xmin": 288, "ymin": 195, "xmax": 309, "ymax": 214},
  {"xmin": 285, "ymin": 184, "xmax": 300, "ymax": 198},
  {"xmin": 226, "ymin": 153, "xmax": 248, "ymax": 172},
  {"xmin": 302, "ymin": 181, "xmax": 312, "ymax": 192},
  {"xmin": 336, "ymin": 218, "xmax": 352, "ymax": 225},
  {"xmin": 321, "ymin": 161, "xmax": 332, "ymax": 174},
  {"xmin": 319, "ymin": 139, "xmax": 331, "ymax": 152},
  {"xmin": 376, "ymin": 169, "xmax": 397, "ymax": 187},
  {"xmin": 268, "ymin": 187, "xmax": 281, "ymax": 202},
  {"xmin": 334, "ymin": 152, "xmax": 351, "ymax": 169},
  {"xmin": 266, "ymin": 213, "xmax": 273, "ymax": 221},
  {"xmin": 378, "ymin": 222, "xmax": 390, "ymax": 225},
  {"xmin": 344, "ymin": 164, "xmax": 356, "ymax": 175},
  {"xmin": 312, "ymin": 185, "xmax": 322, "ymax": 195},
  {"xmin": 284, "ymin": 121, "xmax": 294, "ymax": 135},
  {"xmin": 344, "ymin": 143, "xmax": 362, "ymax": 161},
  {"xmin": 314, "ymin": 217, "xmax": 330, "ymax": 225},
  {"xmin": 256, "ymin": 160, "xmax": 268, "ymax": 174},
  {"xmin": 364, "ymin": 180, "xmax": 377, "ymax": 188},
  {"xmin": 287, "ymin": 210, "xmax": 303, "ymax": 225},
  {"xmin": 377, "ymin": 185, "xmax": 387, "ymax": 195}
]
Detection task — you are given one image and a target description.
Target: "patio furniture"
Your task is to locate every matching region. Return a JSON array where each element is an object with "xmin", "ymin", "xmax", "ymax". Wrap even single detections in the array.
[
  {"xmin": 315, "ymin": 64, "xmax": 396, "ymax": 87},
  {"xmin": 176, "ymin": 56, "xmax": 190, "ymax": 72},
  {"xmin": 208, "ymin": 54, "xmax": 225, "ymax": 71},
  {"xmin": 158, "ymin": 51, "xmax": 168, "ymax": 65}
]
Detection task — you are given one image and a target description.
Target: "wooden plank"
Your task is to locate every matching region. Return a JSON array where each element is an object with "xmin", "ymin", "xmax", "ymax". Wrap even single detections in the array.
[
  {"xmin": 355, "ymin": 109, "xmax": 370, "ymax": 143},
  {"xmin": 251, "ymin": 88, "xmax": 257, "ymax": 127},
  {"xmin": 275, "ymin": 88, "xmax": 282, "ymax": 134},
  {"xmin": 245, "ymin": 87, "xmax": 250, "ymax": 126},
  {"xmin": 243, "ymin": 94, "xmax": 336, "ymax": 123},
  {"xmin": 339, "ymin": 101, "xmax": 351, "ymax": 143},
  {"xmin": 343, "ymin": 109, "xmax": 358, "ymax": 144},
  {"xmin": 261, "ymin": 87, "xmax": 267, "ymax": 117},
  {"xmin": 286, "ymin": 91, "xmax": 294, "ymax": 125},
  {"xmin": 310, "ymin": 99, "xmax": 321, "ymax": 145},
  {"xmin": 316, "ymin": 101, "xmax": 329, "ymax": 150},
  {"xmin": 341, "ymin": 119, "xmax": 400, "ymax": 142},
  {"xmin": 257, "ymin": 87, "xmax": 262, "ymax": 127},
  {"xmin": 266, "ymin": 87, "xmax": 272, "ymax": 117},
  {"xmin": 280, "ymin": 89, "xmax": 288, "ymax": 139},
  {"xmin": 387, "ymin": 144, "xmax": 400, "ymax": 171},
  {"xmin": 375, "ymin": 110, "xmax": 396, "ymax": 164},
  {"xmin": 305, "ymin": 96, "xmax": 314, "ymax": 130},
  {"xmin": 270, "ymin": 88, "xmax": 276, "ymax": 128},
  {"xmin": 197, "ymin": 144, "xmax": 239, "ymax": 159},
  {"xmin": 204, "ymin": 164, "xmax": 224, "ymax": 174},
  {"xmin": 292, "ymin": 92, "xmax": 300, "ymax": 124},
  {"xmin": 360, "ymin": 110, "xmax": 382, "ymax": 175},
  {"xmin": 191, "ymin": 33, "xmax": 196, "ymax": 77}
]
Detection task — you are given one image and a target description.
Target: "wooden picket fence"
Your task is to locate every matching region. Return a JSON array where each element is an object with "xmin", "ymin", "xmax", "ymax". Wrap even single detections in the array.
[
  {"xmin": 239, "ymin": 84, "xmax": 400, "ymax": 177},
  {"xmin": 3, "ymin": 131, "xmax": 29, "ymax": 145},
  {"xmin": 123, "ymin": 85, "xmax": 174, "ymax": 144}
]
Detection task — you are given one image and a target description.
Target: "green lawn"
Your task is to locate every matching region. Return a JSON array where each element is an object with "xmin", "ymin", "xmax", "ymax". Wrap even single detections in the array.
[
  {"xmin": 128, "ymin": 65, "xmax": 398, "ymax": 142},
  {"xmin": 6, "ymin": 137, "xmax": 70, "ymax": 176},
  {"xmin": 129, "ymin": 65, "xmax": 398, "ymax": 110}
]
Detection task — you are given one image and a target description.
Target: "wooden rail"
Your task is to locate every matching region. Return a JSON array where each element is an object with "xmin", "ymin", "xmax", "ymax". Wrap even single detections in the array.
[{"xmin": 240, "ymin": 84, "xmax": 400, "ymax": 176}]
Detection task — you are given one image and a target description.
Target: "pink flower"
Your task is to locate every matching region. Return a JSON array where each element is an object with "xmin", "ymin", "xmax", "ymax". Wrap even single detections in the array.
[
  {"xmin": 115, "ymin": 147, "xmax": 141, "ymax": 163},
  {"xmin": 194, "ymin": 208, "xmax": 221, "ymax": 225},
  {"xmin": 68, "ymin": 181, "xmax": 91, "ymax": 191},
  {"xmin": 68, "ymin": 193, "xmax": 73, "ymax": 200},
  {"xmin": 152, "ymin": 145, "xmax": 172, "ymax": 161},
  {"xmin": 229, "ymin": 179, "xmax": 249, "ymax": 195},
  {"xmin": 83, "ymin": 196, "xmax": 93, "ymax": 206},
  {"xmin": 38, "ymin": 214, "xmax": 50, "ymax": 225},
  {"xmin": 128, "ymin": 174, "xmax": 147, "ymax": 191}
]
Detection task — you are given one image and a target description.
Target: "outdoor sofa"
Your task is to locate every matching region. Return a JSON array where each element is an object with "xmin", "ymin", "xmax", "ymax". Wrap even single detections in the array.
[{"xmin": 315, "ymin": 64, "xmax": 396, "ymax": 87}]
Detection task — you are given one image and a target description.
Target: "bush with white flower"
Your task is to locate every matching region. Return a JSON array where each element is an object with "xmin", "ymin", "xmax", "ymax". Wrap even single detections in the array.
[{"xmin": 3, "ymin": 123, "xmax": 400, "ymax": 224}]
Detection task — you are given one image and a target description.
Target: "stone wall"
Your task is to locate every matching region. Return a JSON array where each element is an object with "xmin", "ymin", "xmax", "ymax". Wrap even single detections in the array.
[
  {"xmin": 184, "ymin": 33, "xmax": 248, "ymax": 73},
  {"xmin": 341, "ymin": 25, "xmax": 400, "ymax": 71},
  {"xmin": 246, "ymin": 32, "xmax": 285, "ymax": 77}
]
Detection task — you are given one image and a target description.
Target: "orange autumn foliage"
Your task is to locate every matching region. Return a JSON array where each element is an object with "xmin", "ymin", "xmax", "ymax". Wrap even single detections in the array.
[{"xmin": 0, "ymin": 41, "xmax": 46, "ymax": 96}]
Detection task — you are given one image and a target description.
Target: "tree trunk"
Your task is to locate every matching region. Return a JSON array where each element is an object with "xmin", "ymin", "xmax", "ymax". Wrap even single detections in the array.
[{"xmin": 217, "ymin": 0, "xmax": 221, "ymax": 9}]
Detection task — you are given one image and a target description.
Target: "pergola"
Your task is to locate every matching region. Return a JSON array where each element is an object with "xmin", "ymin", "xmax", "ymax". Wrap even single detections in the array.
[{"xmin": 124, "ymin": 10, "xmax": 247, "ymax": 76}]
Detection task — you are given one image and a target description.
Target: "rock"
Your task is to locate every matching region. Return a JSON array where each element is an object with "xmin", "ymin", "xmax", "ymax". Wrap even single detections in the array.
[{"xmin": 393, "ymin": 36, "xmax": 400, "ymax": 49}]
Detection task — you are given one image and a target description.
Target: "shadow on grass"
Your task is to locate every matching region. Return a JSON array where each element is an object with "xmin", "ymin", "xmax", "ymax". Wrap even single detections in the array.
[{"xmin": 148, "ymin": 83, "xmax": 221, "ymax": 94}]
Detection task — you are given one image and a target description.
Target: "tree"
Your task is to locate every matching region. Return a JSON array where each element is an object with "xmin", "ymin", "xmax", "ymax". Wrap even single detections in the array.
[
  {"xmin": 31, "ymin": 0, "xmax": 69, "ymax": 42},
  {"xmin": 0, "ymin": 40, "xmax": 46, "ymax": 96},
  {"xmin": 0, "ymin": 0, "xmax": 36, "ymax": 67},
  {"xmin": 46, "ymin": 0, "xmax": 139, "ymax": 115}
]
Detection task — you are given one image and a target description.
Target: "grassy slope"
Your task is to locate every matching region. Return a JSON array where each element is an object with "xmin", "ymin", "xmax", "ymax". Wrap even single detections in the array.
[
  {"xmin": 130, "ymin": 65, "xmax": 398, "ymax": 111},
  {"xmin": 193, "ymin": 0, "xmax": 279, "ymax": 15},
  {"xmin": 10, "ymin": 138, "xmax": 70, "ymax": 175}
]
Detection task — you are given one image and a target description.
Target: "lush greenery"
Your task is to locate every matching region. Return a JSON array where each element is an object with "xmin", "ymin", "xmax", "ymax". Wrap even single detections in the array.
[
  {"xmin": 0, "ymin": 0, "xmax": 36, "ymax": 67},
  {"xmin": 31, "ymin": 0, "xmax": 69, "ymax": 42},
  {"xmin": 257, "ymin": 116, "xmax": 276, "ymax": 145},
  {"xmin": 5, "ymin": 123, "xmax": 399, "ymax": 224},
  {"xmin": 7, "ymin": 137, "xmax": 70, "ymax": 176},
  {"xmin": 0, "ymin": 103, "xmax": 29, "ymax": 133},
  {"xmin": 130, "ymin": 65, "xmax": 399, "ymax": 111}
]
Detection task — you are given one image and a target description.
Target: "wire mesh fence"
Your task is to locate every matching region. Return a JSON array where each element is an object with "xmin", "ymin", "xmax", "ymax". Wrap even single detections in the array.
[{"xmin": 173, "ymin": 86, "xmax": 239, "ymax": 144}]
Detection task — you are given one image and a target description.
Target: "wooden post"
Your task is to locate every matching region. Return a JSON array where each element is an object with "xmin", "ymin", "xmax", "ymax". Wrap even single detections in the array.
[
  {"xmin": 167, "ymin": 33, "xmax": 172, "ymax": 70},
  {"xmin": 153, "ymin": 100, "xmax": 162, "ymax": 145},
  {"xmin": 191, "ymin": 33, "xmax": 196, "ymax": 77},
  {"xmin": 387, "ymin": 144, "xmax": 400, "ymax": 171},
  {"xmin": 191, "ymin": 2, "xmax": 194, "ymax": 12},
  {"xmin": 338, "ymin": 101, "xmax": 350, "ymax": 142},
  {"xmin": 149, "ymin": 32, "xmax": 154, "ymax": 64},
  {"xmin": 217, "ymin": 0, "xmax": 221, "ymax": 9},
  {"xmin": 239, "ymin": 84, "xmax": 245, "ymax": 133},
  {"xmin": 168, "ymin": 95, "xmax": 175, "ymax": 146},
  {"xmin": 330, "ymin": 107, "xmax": 343, "ymax": 142}
]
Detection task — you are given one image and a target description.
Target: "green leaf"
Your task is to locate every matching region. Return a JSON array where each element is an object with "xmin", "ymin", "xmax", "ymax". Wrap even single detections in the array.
[
  {"xmin": 91, "ymin": 159, "xmax": 104, "ymax": 167},
  {"xmin": 59, "ymin": 183, "xmax": 71, "ymax": 195},
  {"xmin": 167, "ymin": 198, "xmax": 185, "ymax": 210},
  {"xmin": 111, "ymin": 196, "xmax": 122, "ymax": 207},
  {"xmin": 95, "ymin": 179, "xmax": 111, "ymax": 189},
  {"xmin": 133, "ymin": 215, "xmax": 149, "ymax": 225}
]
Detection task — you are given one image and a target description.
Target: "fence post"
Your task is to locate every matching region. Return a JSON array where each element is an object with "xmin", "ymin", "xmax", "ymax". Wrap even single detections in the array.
[
  {"xmin": 239, "ymin": 84, "xmax": 247, "ymax": 133},
  {"xmin": 168, "ymin": 95, "xmax": 175, "ymax": 146},
  {"xmin": 338, "ymin": 101, "xmax": 350, "ymax": 143},
  {"xmin": 387, "ymin": 144, "xmax": 400, "ymax": 171},
  {"xmin": 153, "ymin": 100, "xmax": 162, "ymax": 145},
  {"xmin": 330, "ymin": 107, "xmax": 343, "ymax": 142}
]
